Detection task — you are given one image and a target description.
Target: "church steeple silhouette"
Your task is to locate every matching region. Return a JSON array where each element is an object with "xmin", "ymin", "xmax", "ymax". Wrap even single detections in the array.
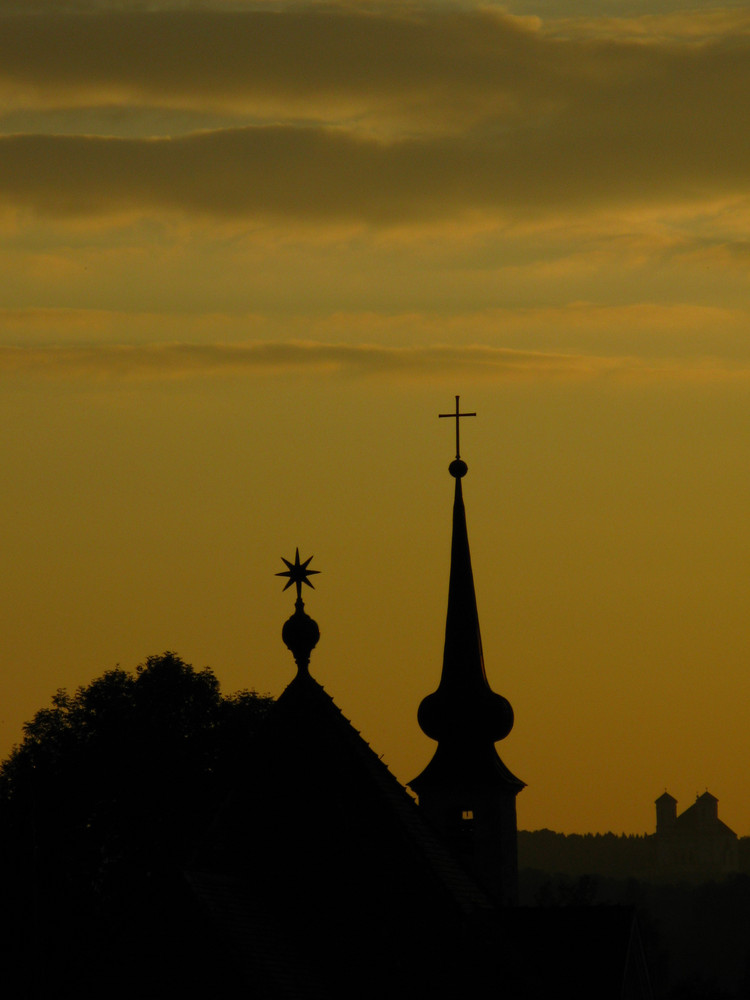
[{"xmin": 410, "ymin": 397, "xmax": 525, "ymax": 905}]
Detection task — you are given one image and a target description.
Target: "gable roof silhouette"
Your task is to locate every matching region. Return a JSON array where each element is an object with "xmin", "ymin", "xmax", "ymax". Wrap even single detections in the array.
[
  {"xmin": 188, "ymin": 671, "xmax": 498, "ymax": 997},
  {"xmin": 673, "ymin": 791, "xmax": 736, "ymax": 838}
]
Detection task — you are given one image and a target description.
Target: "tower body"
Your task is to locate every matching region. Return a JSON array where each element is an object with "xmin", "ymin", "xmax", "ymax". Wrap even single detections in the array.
[{"xmin": 655, "ymin": 792, "xmax": 677, "ymax": 834}]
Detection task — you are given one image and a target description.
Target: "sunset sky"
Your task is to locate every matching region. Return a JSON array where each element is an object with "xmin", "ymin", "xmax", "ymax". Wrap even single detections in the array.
[{"xmin": 2, "ymin": 0, "xmax": 750, "ymax": 836}]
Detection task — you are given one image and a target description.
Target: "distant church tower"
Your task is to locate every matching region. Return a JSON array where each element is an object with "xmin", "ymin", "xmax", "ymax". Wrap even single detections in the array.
[
  {"xmin": 410, "ymin": 398, "xmax": 525, "ymax": 906},
  {"xmin": 655, "ymin": 791, "xmax": 677, "ymax": 834}
]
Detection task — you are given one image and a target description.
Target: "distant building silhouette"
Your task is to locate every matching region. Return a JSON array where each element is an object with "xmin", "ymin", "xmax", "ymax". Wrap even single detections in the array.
[{"xmin": 654, "ymin": 790, "xmax": 738, "ymax": 880}]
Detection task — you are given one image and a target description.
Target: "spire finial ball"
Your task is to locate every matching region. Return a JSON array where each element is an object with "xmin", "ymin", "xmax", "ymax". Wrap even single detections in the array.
[{"xmin": 449, "ymin": 459, "xmax": 468, "ymax": 479}]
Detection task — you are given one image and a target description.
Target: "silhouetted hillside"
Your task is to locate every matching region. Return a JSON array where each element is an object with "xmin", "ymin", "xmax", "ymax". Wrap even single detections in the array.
[
  {"xmin": 519, "ymin": 829, "xmax": 653, "ymax": 878},
  {"xmin": 519, "ymin": 829, "xmax": 750, "ymax": 881}
]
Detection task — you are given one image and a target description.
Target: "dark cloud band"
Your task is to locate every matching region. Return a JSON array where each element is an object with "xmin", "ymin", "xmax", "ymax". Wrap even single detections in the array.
[
  {"xmin": 0, "ymin": 118, "xmax": 747, "ymax": 223},
  {"xmin": 0, "ymin": 6, "xmax": 747, "ymax": 129}
]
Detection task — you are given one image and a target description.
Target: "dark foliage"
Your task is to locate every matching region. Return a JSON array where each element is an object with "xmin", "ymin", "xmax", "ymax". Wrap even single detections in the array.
[
  {"xmin": 518, "ymin": 828, "xmax": 654, "ymax": 879},
  {"xmin": 520, "ymin": 829, "xmax": 750, "ymax": 883},
  {"xmin": 0, "ymin": 651, "xmax": 272, "ymax": 968}
]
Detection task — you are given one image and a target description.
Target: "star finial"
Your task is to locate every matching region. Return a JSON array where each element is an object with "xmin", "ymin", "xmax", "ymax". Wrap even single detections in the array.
[{"xmin": 276, "ymin": 548, "xmax": 320, "ymax": 600}]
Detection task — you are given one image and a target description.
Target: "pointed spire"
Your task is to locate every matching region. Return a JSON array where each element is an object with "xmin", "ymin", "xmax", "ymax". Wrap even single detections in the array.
[{"xmin": 417, "ymin": 415, "xmax": 513, "ymax": 747}]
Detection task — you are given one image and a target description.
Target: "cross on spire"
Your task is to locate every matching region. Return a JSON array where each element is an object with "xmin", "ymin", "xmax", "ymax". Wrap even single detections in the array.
[{"xmin": 439, "ymin": 395, "xmax": 476, "ymax": 460}]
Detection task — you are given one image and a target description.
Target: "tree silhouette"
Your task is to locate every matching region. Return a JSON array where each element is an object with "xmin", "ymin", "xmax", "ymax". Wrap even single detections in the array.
[{"xmin": 0, "ymin": 652, "xmax": 272, "ymax": 913}]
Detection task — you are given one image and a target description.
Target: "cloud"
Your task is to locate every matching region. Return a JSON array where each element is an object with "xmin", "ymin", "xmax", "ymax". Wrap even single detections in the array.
[
  {"xmin": 0, "ymin": 7, "xmax": 548, "ymax": 121},
  {"xmin": 1, "ymin": 110, "xmax": 748, "ymax": 224},
  {"xmin": 0, "ymin": 5, "xmax": 748, "ymax": 135},
  {"xmin": 0, "ymin": 339, "xmax": 745, "ymax": 384},
  {"xmin": 1, "ymin": 4, "xmax": 749, "ymax": 357},
  {"xmin": 0, "ymin": 6, "xmax": 748, "ymax": 222},
  {"xmin": 540, "ymin": 6, "xmax": 750, "ymax": 43},
  {"xmin": 3, "ymin": 300, "xmax": 748, "ymax": 357}
]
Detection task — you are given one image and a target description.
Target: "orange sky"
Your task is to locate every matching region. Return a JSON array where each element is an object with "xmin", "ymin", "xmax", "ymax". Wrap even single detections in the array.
[{"xmin": 2, "ymin": 0, "xmax": 750, "ymax": 836}]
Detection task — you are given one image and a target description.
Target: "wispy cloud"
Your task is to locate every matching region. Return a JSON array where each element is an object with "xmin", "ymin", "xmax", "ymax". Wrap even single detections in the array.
[
  {"xmin": 541, "ymin": 6, "xmax": 750, "ymax": 43},
  {"xmin": 1, "ymin": 340, "xmax": 746, "ymax": 384}
]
